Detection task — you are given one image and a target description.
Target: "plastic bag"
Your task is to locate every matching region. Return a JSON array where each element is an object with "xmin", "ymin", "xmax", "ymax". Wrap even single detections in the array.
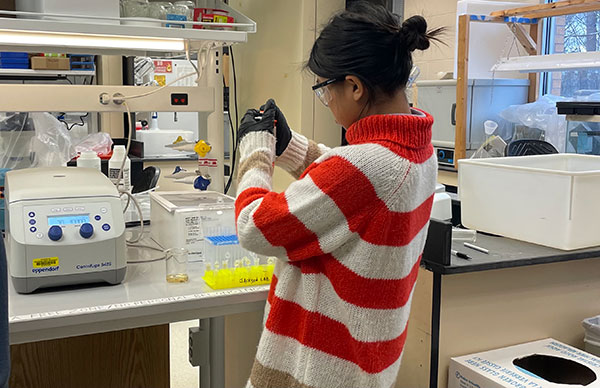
[
  {"xmin": 470, "ymin": 135, "xmax": 507, "ymax": 159},
  {"xmin": 0, "ymin": 113, "xmax": 35, "ymax": 170},
  {"xmin": 30, "ymin": 112, "xmax": 77, "ymax": 167},
  {"xmin": 499, "ymin": 94, "xmax": 568, "ymax": 153},
  {"xmin": 75, "ymin": 132, "xmax": 113, "ymax": 156}
]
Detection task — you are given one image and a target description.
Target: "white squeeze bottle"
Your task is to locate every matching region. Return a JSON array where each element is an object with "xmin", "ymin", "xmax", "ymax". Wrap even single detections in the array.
[
  {"xmin": 77, "ymin": 151, "xmax": 101, "ymax": 170},
  {"xmin": 109, "ymin": 145, "xmax": 131, "ymax": 191}
]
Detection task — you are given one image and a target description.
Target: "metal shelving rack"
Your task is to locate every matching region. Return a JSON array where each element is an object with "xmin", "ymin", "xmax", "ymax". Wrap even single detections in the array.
[
  {"xmin": 0, "ymin": 1, "xmax": 255, "ymax": 193},
  {"xmin": 0, "ymin": 6, "xmax": 255, "ymax": 386},
  {"xmin": 454, "ymin": 0, "xmax": 600, "ymax": 167}
]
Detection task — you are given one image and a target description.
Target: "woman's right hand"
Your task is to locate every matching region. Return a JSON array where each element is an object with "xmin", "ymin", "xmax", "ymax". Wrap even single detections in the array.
[{"xmin": 260, "ymin": 99, "xmax": 292, "ymax": 156}]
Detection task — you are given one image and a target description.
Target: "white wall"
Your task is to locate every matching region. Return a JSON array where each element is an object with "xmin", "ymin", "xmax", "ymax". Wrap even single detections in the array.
[{"xmin": 231, "ymin": 0, "xmax": 344, "ymax": 192}]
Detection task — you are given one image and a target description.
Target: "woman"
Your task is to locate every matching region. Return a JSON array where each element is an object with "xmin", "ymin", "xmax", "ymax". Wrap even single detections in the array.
[{"xmin": 235, "ymin": 2, "xmax": 443, "ymax": 387}]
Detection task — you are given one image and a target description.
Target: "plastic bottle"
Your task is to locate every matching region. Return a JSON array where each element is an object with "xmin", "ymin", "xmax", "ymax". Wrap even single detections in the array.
[
  {"xmin": 108, "ymin": 145, "xmax": 131, "ymax": 191},
  {"xmin": 76, "ymin": 151, "xmax": 101, "ymax": 170},
  {"xmin": 148, "ymin": 112, "xmax": 159, "ymax": 130}
]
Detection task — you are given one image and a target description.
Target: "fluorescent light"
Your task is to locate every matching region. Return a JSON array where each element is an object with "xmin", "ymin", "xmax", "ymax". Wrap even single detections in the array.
[
  {"xmin": 0, "ymin": 29, "xmax": 185, "ymax": 52},
  {"xmin": 492, "ymin": 52, "xmax": 600, "ymax": 73}
]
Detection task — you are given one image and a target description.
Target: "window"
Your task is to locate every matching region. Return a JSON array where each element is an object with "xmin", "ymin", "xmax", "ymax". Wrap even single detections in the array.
[{"xmin": 542, "ymin": 5, "xmax": 600, "ymax": 97}]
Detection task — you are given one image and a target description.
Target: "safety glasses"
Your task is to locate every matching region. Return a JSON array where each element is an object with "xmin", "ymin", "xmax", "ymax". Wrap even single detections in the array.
[{"xmin": 312, "ymin": 76, "xmax": 345, "ymax": 107}]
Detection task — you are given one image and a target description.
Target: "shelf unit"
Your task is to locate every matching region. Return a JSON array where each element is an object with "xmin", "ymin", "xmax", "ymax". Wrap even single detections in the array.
[
  {"xmin": 0, "ymin": 3, "xmax": 255, "ymax": 55},
  {"xmin": 0, "ymin": 68, "xmax": 94, "ymax": 77},
  {"xmin": 454, "ymin": 0, "xmax": 600, "ymax": 166},
  {"xmin": 0, "ymin": 1, "xmax": 255, "ymax": 193}
]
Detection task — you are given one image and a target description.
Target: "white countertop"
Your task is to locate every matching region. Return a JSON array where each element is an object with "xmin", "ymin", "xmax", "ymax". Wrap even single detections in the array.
[{"xmin": 8, "ymin": 231, "xmax": 269, "ymax": 344}]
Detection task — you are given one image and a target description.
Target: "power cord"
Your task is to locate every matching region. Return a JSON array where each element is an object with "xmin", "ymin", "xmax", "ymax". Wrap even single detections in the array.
[
  {"xmin": 126, "ymin": 244, "xmax": 166, "ymax": 264},
  {"xmin": 120, "ymin": 101, "xmax": 144, "ymax": 244},
  {"xmin": 118, "ymin": 45, "xmax": 210, "ymax": 245},
  {"xmin": 118, "ymin": 45, "xmax": 210, "ymax": 102},
  {"xmin": 224, "ymin": 46, "xmax": 239, "ymax": 194},
  {"xmin": 116, "ymin": 46, "xmax": 216, "ymax": 246}
]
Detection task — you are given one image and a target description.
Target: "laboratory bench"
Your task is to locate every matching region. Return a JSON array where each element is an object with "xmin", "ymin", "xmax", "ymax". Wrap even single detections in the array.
[
  {"xmin": 8, "ymin": 230, "xmax": 268, "ymax": 388},
  {"xmin": 395, "ymin": 232, "xmax": 600, "ymax": 388},
  {"xmin": 8, "ymin": 227, "xmax": 600, "ymax": 388}
]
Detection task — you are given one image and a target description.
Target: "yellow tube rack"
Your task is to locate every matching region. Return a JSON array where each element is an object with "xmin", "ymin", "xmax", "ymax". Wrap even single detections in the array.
[{"xmin": 203, "ymin": 263, "xmax": 274, "ymax": 290}]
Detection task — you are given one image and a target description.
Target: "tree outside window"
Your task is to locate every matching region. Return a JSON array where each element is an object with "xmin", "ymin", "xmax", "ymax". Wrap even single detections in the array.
[{"xmin": 547, "ymin": 10, "xmax": 600, "ymax": 97}]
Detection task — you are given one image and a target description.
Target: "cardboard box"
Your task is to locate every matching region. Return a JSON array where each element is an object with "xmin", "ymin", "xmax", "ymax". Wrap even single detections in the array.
[
  {"xmin": 449, "ymin": 339, "xmax": 600, "ymax": 388},
  {"xmin": 31, "ymin": 57, "xmax": 70, "ymax": 70}
]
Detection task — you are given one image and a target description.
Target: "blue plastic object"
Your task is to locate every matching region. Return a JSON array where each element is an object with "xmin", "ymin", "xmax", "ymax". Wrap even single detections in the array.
[
  {"xmin": 206, "ymin": 235, "xmax": 239, "ymax": 246},
  {"xmin": 0, "ymin": 63, "xmax": 28, "ymax": 69},
  {"xmin": 79, "ymin": 223, "xmax": 94, "ymax": 239},
  {"xmin": 0, "ymin": 52, "xmax": 28, "ymax": 58},
  {"xmin": 194, "ymin": 176, "xmax": 211, "ymax": 191},
  {"xmin": 48, "ymin": 225, "xmax": 63, "ymax": 241},
  {"xmin": 0, "ymin": 57, "xmax": 29, "ymax": 69}
]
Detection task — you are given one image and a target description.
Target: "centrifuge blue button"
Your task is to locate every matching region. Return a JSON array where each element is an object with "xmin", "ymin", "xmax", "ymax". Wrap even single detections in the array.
[
  {"xmin": 102, "ymin": 224, "xmax": 111, "ymax": 231},
  {"xmin": 79, "ymin": 223, "xmax": 94, "ymax": 239},
  {"xmin": 29, "ymin": 226, "xmax": 37, "ymax": 233},
  {"xmin": 28, "ymin": 212, "xmax": 35, "ymax": 218},
  {"xmin": 29, "ymin": 219, "xmax": 36, "ymax": 225},
  {"xmin": 95, "ymin": 215, "xmax": 101, "ymax": 221},
  {"xmin": 48, "ymin": 225, "xmax": 62, "ymax": 241}
]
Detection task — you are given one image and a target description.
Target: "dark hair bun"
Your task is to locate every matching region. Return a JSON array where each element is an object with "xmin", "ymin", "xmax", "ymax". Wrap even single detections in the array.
[{"xmin": 401, "ymin": 15, "xmax": 430, "ymax": 52}]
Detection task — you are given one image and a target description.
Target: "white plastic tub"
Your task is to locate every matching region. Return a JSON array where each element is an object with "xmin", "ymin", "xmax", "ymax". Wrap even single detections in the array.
[
  {"xmin": 583, "ymin": 316, "xmax": 600, "ymax": 357},
  {"xmin": 459, "ymin": 154, "xmax": 600, "ymax": 250}
]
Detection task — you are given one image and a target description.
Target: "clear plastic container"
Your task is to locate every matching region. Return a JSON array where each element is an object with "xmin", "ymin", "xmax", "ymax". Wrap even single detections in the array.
[
  {"xmin": 150, "ymin": 191, "xmax": 275, "ymax": 288},
  {"xmin": 121, "ymin": 0, "xmax": 149, "ymax": 17},
  {"xmin": 166, "ymin": 0, "xmax": 193, "ymax": 27},
  {"xmin": 452, "ymin": 228, "xmax": 477, "ymax": 243},
  {"xmin": 150, "ymin": 191, "xmax": 235, "ymax": 262},
  {"xmin": 148, "ymin": 1, "xmax": 172, "ymax": 19}
]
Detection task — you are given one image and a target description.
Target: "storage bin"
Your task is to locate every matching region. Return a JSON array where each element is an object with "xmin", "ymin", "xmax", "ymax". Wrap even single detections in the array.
[
  {"xmin": 31, "ymin": 57, "xmax": 70, "ymax": 70},
  {"xmin": 459, "ymin": 154, "xmax": 600, "ymax": 250},
  {"xmin": 0, "ymin": 53, "xmax": 29, "ymax": 69},
  {"xmin": 16, "ymin": 0, "xmax": 120, "ymax": 24},
  {"xmin": 150, "ymin": 191, "xmax": 235, "ymax": 262},
  {"xmin": 583, "ymin": 316, "xmax": 600, "ymax": 357}
]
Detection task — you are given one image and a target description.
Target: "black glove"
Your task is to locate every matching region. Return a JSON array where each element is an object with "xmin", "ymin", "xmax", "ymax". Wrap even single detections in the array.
[
  {"xmin": 237, "ymin": 106, "xmax": 276, "ymax": 144},
  {"xmin": 260, "ymin": 99, "xmax": 292, "ymax": 156}
]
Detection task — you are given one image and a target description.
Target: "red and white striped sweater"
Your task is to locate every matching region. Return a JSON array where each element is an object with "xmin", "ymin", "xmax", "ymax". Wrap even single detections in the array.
[{"xmin": 235, "ymin": 110, "xmax": 437, "ymax": 388}]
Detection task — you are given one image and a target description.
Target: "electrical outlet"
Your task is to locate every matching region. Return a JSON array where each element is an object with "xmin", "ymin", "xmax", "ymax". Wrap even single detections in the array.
[{"xmin": 99, "ymin": 93, "xmax": 110, "ymax": 105}]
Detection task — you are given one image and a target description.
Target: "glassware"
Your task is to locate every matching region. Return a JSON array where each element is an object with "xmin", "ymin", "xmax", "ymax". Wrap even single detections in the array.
[
  {"xmin": 165, "ymin": 248, "xmax": 189, "ymax": 283},
  {"xmin": 173, "ymin": 1, "xmax": 194, "ymax": 19},
  {"xmin": 121, "ymin": 0, "xmax": 150, "ymax": 18},
  {"xmin": 148, "ymin": 2, "xmax": 172, "ymax": 20}
]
